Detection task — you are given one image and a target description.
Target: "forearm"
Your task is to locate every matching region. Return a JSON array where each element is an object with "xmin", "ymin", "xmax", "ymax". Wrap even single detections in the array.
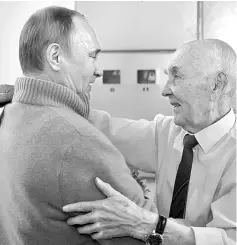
[
  {"xmin": 89, "ymin": 109, "xmax": 157, "ymax": 172},
  {"xmin": 135, "ymin": 213, "xmax": 234, "ymax": 245},
  {"xmin": 63, "ymin": 178, "xmax": 235, "ymax": 245},
  {"xmin": 133, "ymin": 210, "xmax": 195, "ymax": 245}
]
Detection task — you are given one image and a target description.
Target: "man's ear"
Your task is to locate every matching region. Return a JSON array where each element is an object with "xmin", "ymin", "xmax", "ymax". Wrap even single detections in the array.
[
  {"xmin": 45, "ymin": 43, "xmax": 61, "ymax": 71},
  {"xmin": 212, "ymin": 72, "xmax": 227, "ymax": 93}
]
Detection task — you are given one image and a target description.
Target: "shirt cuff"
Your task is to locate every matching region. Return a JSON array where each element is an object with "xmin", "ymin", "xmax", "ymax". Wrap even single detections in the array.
[{"xmin": 191, "ymin": 227, "xmax": 225, "ymax": 245}]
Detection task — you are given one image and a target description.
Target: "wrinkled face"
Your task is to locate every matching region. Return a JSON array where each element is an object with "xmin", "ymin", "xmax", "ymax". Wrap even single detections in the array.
[
  {"xmin": 162, "ymin": 44, "xmax": 214, "ymax": 133},
  {"xmin": 61, "ymin": 17, "xmax": 102, "ymax": 96}
]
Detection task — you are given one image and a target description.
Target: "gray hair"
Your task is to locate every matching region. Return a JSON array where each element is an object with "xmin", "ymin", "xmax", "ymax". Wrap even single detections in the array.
[
  {"xmin": 204, "ymin": 39, "xmax": 236, "ymax": 96},
  {"xmin": 182, "ymin": 39, "xmax": 236, "ymax": 98}
]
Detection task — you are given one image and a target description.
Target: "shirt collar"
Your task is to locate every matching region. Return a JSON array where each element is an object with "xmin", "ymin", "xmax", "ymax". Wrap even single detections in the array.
[{"xmin": 195, "ymin": 109, "xmax": 236, "ymax": 154}]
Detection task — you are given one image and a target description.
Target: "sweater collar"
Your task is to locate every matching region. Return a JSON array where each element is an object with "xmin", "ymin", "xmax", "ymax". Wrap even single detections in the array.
[{"xmin": 12, "ymin": 77, "xmax": 90, "ymax": 119}]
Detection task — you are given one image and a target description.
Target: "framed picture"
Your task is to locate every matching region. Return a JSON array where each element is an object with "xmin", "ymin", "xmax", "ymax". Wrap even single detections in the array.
[
  {"xmin": 103, "ymin": 70, "xmax": 121, "ymax": 84},
  {"xmin": 137, "ymin": 70, "xmax": 156, "ymax": 84}
]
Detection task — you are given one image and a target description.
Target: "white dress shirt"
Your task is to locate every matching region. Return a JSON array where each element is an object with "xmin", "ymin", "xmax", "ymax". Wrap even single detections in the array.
[{"xmin": 89, "ymin": 109, "xmax": 236, "ymax": 245}]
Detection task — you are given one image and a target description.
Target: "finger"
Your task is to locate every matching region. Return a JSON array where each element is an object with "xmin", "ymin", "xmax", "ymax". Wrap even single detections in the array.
[
  {"xmin": 63, "ymin": 200, "xmax": 101, "ymax": 213},
  {"xmin": 0, "ymin": 85, "xmax": 14, "ymax": 104},
  {"xmin": 95, "ymin": 177, "xmax": 121, "ymax": 197},
  {"xmin": 67, "ymin": 212, "xmax": 94, "ymax": 226},
  {"xmin": 0, "ymin": 84, "xmax": 14, "ymax": 94},
  {"xmin": 78, "ymin": 222, "xmax": 101, "ymax": 234},
  {"xmin": 91, "ymin": 231, "xmax": 106, "ymax": 240},
  {"xmin": 91, "ymin": 230, "xmax": 116, "ymax": 240}
]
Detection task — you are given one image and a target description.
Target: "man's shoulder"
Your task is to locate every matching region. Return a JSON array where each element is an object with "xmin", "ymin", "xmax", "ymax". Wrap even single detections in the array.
[
  {"xmin": 5, "ymin": 103, "xmax": 101, "ymax": 146},
  {"xmin": 49, "ymin": 107, "xmax": 109, "ymax": 141}
]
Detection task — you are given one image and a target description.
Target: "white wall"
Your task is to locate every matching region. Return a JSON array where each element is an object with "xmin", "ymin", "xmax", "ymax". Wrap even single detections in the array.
[
  {"xmin": 76, "ymin": 1, "xmax": 197, "ymax": 50},
  {"xmin": 203, "ymin": 1, "xmax": 237, "ymax": 111},
  {"xmin": 76, "ymin": 1, "xmax": 197, "ymax": 120},
  {"xmin": 90, "ymin": 52, "xmax": 173, "ymax": 119},
  {"xmin": 81, "ymin": 1, "xmax": 236, "ymax": 118},
  {"xmin": 76, "ymin": 1, "xmax": 197, "ymax": 119},
  {"xmin": 0, "ymin": 1, "xmax": 74, "ymax": 85},
  {"xmin": 203, "ymin": 1, "xmax": 237, "ymax": 53}
]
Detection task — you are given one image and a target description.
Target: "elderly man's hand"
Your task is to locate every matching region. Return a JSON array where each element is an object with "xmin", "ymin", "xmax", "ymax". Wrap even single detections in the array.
[
  {"xmin": 0, "ymin": 84, "xmax": 14, "ymax": 105},
  {"xmin": 63, "ymin": 177, "xmax": 157, "ymax": 241}
]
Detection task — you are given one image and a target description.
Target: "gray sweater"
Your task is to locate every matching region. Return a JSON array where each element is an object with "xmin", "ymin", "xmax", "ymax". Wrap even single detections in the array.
[{"xmin": 0, "ymin": 77, "xmax": 153, "ymax": 245}]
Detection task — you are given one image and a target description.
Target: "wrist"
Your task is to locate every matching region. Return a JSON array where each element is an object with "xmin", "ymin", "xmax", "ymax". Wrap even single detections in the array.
[
  {"xmin": 144, "ymin": 214, "xmax": 167, "ymax": 244},
  {"xmin": 132, "ymin": 208, "xmax": 158, "ymax": 241}
]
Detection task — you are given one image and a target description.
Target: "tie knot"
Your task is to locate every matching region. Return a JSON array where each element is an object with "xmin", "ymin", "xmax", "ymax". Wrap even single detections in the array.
[{"xmin": 183, "ymin": 134, "xmax": 198, "ymax": 149}]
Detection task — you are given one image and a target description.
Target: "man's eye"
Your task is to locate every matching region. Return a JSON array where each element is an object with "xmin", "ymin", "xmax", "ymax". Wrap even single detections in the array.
[
  {"xmin": 174, "ymin": 74, "xmax": 181, "ymax": 79},
  {"xmin": 89, "ymin": 54, "xmax": 97, "ymax": 59}
]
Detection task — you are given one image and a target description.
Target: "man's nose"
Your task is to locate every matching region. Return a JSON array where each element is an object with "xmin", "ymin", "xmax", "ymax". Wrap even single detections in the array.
[
  {"xmin": 94, "ymin": 61, "xmax": 103, "ymax": 77},
  {"xmin": 161, "ymin": 80, "xmax": 173, "ymax": 97},
  {"xmin": 94, "ymin": 67, "xmax": 103, "ymax": 77}
]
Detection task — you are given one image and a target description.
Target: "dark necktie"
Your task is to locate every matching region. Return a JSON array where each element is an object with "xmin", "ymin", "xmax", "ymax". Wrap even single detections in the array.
[{"xmin": 169, "ymin": 134, "xmax": 198, "ymax": 218}]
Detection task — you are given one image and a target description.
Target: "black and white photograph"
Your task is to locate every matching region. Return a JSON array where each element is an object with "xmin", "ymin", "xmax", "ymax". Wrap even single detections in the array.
[{"xmin": 0, "ymin": 1, "xmax": 236, "ymax": 245}]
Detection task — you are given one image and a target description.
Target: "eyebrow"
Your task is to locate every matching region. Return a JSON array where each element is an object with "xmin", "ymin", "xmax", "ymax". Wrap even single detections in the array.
[
  {"xmin": 89, "ymin": 49, "xmax": 101, "ymax": 56},
  {"xmin": 167, "ymin": 65, "xmax": 183, "ymax": 76},
  {"xmin": 169, "ymin": 65, "xmax": 180, "ymax": 73},
  {"xmin": 164, "ymin": 66, "xmax": 183, "ymax": 76}
]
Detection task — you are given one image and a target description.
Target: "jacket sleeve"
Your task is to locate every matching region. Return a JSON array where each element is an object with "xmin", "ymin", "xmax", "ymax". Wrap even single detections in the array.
[
  {"xmin": 60, "ymin": 131, "xmax": 157, "ymax": 245},
  {"xmin": 88, "ymin": 109, "xmax": 158, "ymax": 173}
]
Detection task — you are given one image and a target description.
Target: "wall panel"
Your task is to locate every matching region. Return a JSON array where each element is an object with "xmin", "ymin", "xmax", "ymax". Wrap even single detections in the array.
[{"xmin": 76, "ymin": 1, "xmax": 197, "ymax": 50}]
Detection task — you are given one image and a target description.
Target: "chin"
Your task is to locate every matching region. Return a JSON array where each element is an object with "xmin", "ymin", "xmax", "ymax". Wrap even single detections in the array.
[
  {"xmin": 173, "ymin": 115, "xmax": 185, "ymax": 128},
  {"xmin": 174, "ymin": 116, "xmax": 198, "ymax": 133}
]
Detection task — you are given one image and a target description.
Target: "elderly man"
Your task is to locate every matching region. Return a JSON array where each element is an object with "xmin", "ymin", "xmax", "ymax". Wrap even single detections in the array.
[
  {"xmin": 60, "ymin": 39, "xmax": 236, "ymax": 245},
  {"xmin": 0, "ymin": 6, "xmax": 155, "ymax": 245}
]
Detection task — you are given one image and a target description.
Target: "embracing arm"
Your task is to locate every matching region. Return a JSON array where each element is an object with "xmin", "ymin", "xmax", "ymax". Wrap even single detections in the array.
[
  {"xmin": 89, "ymin": 109, "xmax": 158, "ymax": 173},
  {"xmin": 64, "ymin": 177, "xmax": 236, "ymax": 245},
  {"xmin": 63, "ymin": 178, "xmax": 195, "ymax": 244}
]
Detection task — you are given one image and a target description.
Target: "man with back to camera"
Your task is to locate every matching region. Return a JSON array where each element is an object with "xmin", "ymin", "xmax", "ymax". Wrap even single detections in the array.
[
  {"xmin": 0, "ymin": 9, "xmax": 236, "ymax": 245},
  {"xmin": 0, "ymin": 6, "xmax": 157, "ymax": 245}
]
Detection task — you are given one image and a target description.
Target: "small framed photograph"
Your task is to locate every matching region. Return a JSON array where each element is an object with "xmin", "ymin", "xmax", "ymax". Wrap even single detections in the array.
[
  {"xmin": 137, "ymin": 70, "xmax": 156, "ymax": 84},
  {"xmin": 103, "ymin": 70, "xmax": 121, "ymax": 84}
]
